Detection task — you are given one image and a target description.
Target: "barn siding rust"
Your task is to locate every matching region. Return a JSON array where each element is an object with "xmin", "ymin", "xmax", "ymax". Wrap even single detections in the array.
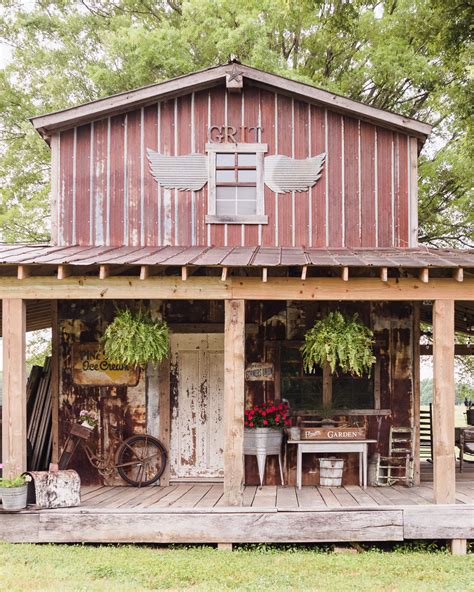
[
  {"xmin": 57, "ymin": 299, "xmax": 413, "ymax": 487},
  {"xmin": 58, "ymin": 301, "xmax": 146, "ymax": 486},
  {"xmin": 56, "ymin": 83, "xmax": 413, "ymax": 249}
]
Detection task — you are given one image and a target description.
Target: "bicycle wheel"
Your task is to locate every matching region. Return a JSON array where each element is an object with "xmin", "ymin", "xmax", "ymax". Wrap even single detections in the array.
[{"xmin": 116, "ymin": 434, "xmax": 167, "ymax": 487}]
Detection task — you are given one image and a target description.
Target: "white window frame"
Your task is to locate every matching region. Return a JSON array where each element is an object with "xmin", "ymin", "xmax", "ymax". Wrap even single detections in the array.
[{"xmin": 205, "ymin": 142, "xmax": 268, "ymax": 224}]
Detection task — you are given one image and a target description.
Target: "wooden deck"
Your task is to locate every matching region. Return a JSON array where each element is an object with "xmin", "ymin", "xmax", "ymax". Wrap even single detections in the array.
[{"xmin": 2, "ymin": 463, "xmax": 473, "ymax": 544}]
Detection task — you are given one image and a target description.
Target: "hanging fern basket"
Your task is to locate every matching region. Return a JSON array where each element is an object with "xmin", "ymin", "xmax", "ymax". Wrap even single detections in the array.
[
  {"xmin": 102, "ymin": 307, "xmax": 169, "ymax": 368},
  {"xmin": 301, "ymin": 311, "xmax": 375, "ymax": 377}
]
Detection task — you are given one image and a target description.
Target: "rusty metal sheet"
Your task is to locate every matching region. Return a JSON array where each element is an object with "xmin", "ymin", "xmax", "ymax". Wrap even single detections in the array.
[
  {"xmin": 163, "ymin": 246, "xmax": 209, "ymax": 266},
  {"xmin": 192, "ymin": 246, "xmax": 233, "ymax": 266},
  {"xmin": 280, "ymin": 248, "xmax": 308, "ymax": 266},
  {"xmin": 221, "ymin": 247, "xmax": 257, "ymax": 266},
  {"xmin": 251, "ymin": 247, "xmax": 281, "ymax": 266}
]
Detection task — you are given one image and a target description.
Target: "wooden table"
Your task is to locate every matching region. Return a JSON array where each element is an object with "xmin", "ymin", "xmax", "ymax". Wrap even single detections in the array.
[{"xmin": 288, "ymin": 439, "xmax": 377, "ymax": 489}]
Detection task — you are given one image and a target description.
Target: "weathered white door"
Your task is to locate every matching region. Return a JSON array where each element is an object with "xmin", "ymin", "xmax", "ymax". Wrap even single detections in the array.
[{"xmin": 169, "ymin": 334, "xmax": 224, "ymax": 480}]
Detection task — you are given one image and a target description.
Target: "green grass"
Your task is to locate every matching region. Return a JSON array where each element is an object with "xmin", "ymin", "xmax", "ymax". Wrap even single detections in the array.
[{"xmin": 0, "ymin": 543, "xmax": 473, "ymax": 592}]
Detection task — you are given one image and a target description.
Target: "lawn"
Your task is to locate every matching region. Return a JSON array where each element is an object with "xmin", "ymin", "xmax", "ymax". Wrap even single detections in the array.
[{"xmin": 0, "ymin": 543, "xmax": 472, "ymax": 592}]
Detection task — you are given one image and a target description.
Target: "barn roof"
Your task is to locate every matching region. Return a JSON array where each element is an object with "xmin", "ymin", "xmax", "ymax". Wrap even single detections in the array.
[
  {"xmin": 30, "ymin": 62, "xmax": 432, "ymax": 140},
  {"xmin": 1, "ymin": 245, "xmax": 472, "ymax": 268}
]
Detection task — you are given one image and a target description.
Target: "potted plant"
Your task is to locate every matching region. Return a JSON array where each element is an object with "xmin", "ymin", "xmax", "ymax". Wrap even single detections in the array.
[
  {"xmin": 102, "ymin": 306, "xmax": 169, "ymax": 368},
  {"xmin": 0, "ymin": 467, "xmax": 30, "ymax": 511},
  {"xmin": 79, "ymin": 409, "xmax": 98, "ymax": 430},
  {"xmin": 244, "ymin": 401, "xmax": 290, "ymax": 455},
  {"xmin": 301, "ymin": 311, "xmax": 376, "ymax": 378}
]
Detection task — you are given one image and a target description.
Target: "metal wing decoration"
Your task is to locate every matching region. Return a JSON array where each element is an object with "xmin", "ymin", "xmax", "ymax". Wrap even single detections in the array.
[
  {"xmin": 146, "ymin": 149, "xmax": 208, "ymax": 191},
  {"xmin": 264, "ymin": 153, "xmax": 326, "ymax": 193}
]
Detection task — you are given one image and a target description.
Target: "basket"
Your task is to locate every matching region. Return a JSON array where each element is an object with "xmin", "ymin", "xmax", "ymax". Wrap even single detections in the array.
[{"xmin": 319, "ymin": 457, "xmax": 344, "ymax": 487}]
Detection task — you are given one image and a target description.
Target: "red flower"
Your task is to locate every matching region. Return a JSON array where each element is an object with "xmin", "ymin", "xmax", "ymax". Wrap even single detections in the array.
[
  {"xmin": 244, "ymin": 421, "xmax": 248, "ymax": 426},
  {"xmin": 285, "ymin": 420, "xmax": 291, "ymax": 426},
  {"xmin": 263, "ymin": 420, "xmax": 268, "ymax": 426},
  {"xmin": 261, "ymin": 411, "xmax": 266, "ymax": 416},
  {"xmin": 276, "ymin": 415, "xmax": 280, "ymax": 422},
  {"xmin": 249, "ymin": 422, "xmax": 254, "ymax": 427}
]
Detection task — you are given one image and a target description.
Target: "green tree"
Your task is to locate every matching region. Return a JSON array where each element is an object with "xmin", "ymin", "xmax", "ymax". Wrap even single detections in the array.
[{"xmin": 0, "ymin": 0, "xmax": 472, "ymax": 244}]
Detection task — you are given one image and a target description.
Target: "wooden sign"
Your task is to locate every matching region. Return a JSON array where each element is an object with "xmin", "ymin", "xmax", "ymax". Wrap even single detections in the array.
[
  {"xmin": 245, "ymin": 362, "xmax": 274, "ymax": 382},
  {"xmin": 300, "ymin": 427, "xmax": 367, "ymax": 441},
  {"xmin": 72, "ymin": 343, "xmax": 139, "ymax": 387}
]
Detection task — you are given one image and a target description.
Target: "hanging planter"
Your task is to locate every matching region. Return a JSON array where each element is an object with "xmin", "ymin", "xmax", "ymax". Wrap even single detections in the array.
[
  {"xmin": 301, "ymin": 311, "xmax": 375, "ymax": 377},
  {"xmin": 102, "ymin": 307, "xmax": 169, "ymax": 368}
]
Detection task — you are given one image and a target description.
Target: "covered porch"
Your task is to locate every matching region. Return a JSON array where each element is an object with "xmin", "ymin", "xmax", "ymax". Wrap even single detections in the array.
[{"xmin": 1, "ymin": 246, "xmax": 473, "ymax": 549}]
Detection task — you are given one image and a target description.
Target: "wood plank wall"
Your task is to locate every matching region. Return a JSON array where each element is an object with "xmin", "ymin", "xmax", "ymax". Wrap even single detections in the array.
[{"xmin": 56, "ymin": 83, "xmax": 414, "ymax": 248}]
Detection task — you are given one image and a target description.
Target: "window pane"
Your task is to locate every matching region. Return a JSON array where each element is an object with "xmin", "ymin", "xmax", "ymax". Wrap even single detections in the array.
[
  {"xmin": 238, "ymin": 153, "xmax": 256, "ymax": 166},
  {"xmin": 236, "ymin": 186, "xmax": 256, "ymax": 201},
  {"xmin": 216, "ymin": 153, "xmax": 235, "ymax": 166},
  {"xmin": 216, "ymin": 186, "xmax": 236, "ymax": 200},
  {"xmin": 216, "ymin": 169, "xmax": 235, "ymax": 183},
  {"xmin": 237, "ymin": 200, "xmax": 256, "ymax": 215},
  {"xmin": 216, "ymin": 200, "xmax": 236, "ymax": 216},
  {"xmin": 238, "ymin": 169, "xmax": 257, "ymax": 183}
]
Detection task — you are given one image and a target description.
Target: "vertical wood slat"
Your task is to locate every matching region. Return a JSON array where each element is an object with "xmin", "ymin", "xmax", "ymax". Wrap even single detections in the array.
[
  {"xmin": 50, "ymin": 300, "xmax": 60, "ymax": 463},
  {"xmin": 409, "ymin": 137, "xmax": 419, "ymax": 247},
  {"xmin": 432, "ymin": 299, "xmax": 455, "ymax": 504},
  {"xmin": 223, "ymin": 299, "xmax": 245, "ymax": 506},
  {"xmin": 412, "ymin": 301, "xmax": 421, "ymax": 485},
  {"xmin": 2, "ymin": 299, "xmax": 27, "ymax": 474}
]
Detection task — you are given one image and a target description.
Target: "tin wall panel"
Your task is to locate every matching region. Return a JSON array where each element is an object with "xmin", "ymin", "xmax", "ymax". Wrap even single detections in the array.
[
  {"xmin": 294, "ymin": 99, "xmax": 310, "ymax": 247},
  {"xmin": 276, "ymin": 94, "xmax": 293, "ymax": 247},
  {"xmin": 242, "ymin": 86, "xmax": 260, "ymax": 246},
  {"xmin": 59, "ymin": 128, "xmax": 75, "ymax": 245},
  {"xmin": 55, "ymin": 83, "xmax": 412, "ymax": 249},
  {"xmin": 396, "ymin": 134, "xmax": 409, "ymax": 247},
  {"xmin": 193, "ymin": 90, "xmax": 209, "ymax": 246},
  {"xmin": 327, "ymin": 112, "xmax": 343, "ymax": 247},
  {"xmin": 310, "ymin": 105, "xmax": 326, "ymax": 247},
  {"xmin": 143, "ymin": 105, "xmax": 159, "ymax": 246},
  {"xmin": 108, "ymin": 114, "xmax": 126, "ymax": 246},
  {"xmin": 360, "ymin": 122, "xmax": 376, "ymax": 247},
  {"xmin": 260, "ymin": 88, "xmax": 276, "ymax": 247},
  {"xmin": 344, "ymin": 116, "xmax": 360, "ymax": 247},
  {"xmin": 92, "ymin": 119, "xmax": 108, "ymax": 245},
  {"xmin": 159, "ymin": 99, "xmax": 175, "ymax": 245},
  {"xmin": 177, "ymin": 95, "xmax": 193, "ymax": 246},
  {"xmin": 74, "ymin": 125, "xmax": 91, "ymax": 245},
  {"xmin": 377, "ymin": 127, "xmax": 393, "ymax": 248}
]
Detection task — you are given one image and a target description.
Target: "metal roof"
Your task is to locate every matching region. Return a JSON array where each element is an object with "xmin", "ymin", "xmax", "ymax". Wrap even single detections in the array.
[
  {"xmin": 1, "ymin": 245, "xmax": 473, "ymax": 268},
  {"xmin": 30, "ymin": 63, "xmax": 432, "ymax": 139}
]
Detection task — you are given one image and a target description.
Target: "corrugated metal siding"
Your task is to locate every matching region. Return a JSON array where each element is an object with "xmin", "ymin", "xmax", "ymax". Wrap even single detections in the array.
[{"xmin": 55, "ymin": 83, "xmax": 413, "ymax": 248}]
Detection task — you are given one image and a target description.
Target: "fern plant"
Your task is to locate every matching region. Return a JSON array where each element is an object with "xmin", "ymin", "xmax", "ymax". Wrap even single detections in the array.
[
  {"xmin": 102, "ymin": 307, "xmax": 169, "ymax": 368},
  {"xmin": 301, "ymin": 311, "xmax": 375, "ymax": 377}
]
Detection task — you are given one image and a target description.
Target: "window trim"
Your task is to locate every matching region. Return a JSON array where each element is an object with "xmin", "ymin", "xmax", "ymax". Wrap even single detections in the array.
[{"xmin": 205, "ymin": 142, "xmax": 268, "ymax": 225}]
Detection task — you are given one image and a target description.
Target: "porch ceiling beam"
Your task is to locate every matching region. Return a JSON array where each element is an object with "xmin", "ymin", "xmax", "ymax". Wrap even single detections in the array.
[
  {"xmin": 17, "ymin": 265, "xmax": 30, "ymax": 280},
  {"xmin": 57, "ymin": 264, "xmax": 70, "ymax": 280},
  {"xmin": 99, "ymin": 264, "xmax": 109, "ymax": 280},
  {"xmin": 0, "ymin": 276, "xmax": 473, "ymax": 300},
  {"xmin": 453, "ymin": 268, "xmax": 463, "ymax": 282},
  {"xmin": 419, "ymin": 268, "xmax": 429, "ymax": 283}
]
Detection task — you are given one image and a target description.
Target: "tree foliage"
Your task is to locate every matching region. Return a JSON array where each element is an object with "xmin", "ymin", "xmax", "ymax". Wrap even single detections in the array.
[{"xmin": 0, "ymin": 0, "xmax": 472, "ymax": 245}]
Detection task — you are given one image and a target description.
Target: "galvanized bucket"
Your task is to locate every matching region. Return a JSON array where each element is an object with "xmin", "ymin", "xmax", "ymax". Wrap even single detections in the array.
[
  {"xmin": 0, "ymin": 484, "xmax": 28, "ymax": 511},
  {"xmin": 319, "ymin": 457, "xmax": 344, "ymax": 487},
  {"xmin": 244, "ymin": 428, "xmax": 283, "ymax": 455}
]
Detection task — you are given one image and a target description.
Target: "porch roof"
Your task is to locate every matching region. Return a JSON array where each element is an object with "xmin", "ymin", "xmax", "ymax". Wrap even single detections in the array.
[{"xmin": 1, "ymin": 244, "xmax": 473, "ymax": 269}]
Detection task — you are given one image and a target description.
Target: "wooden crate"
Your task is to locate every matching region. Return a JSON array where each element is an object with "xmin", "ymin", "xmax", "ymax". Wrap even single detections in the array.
[{"xmin": 300, "ymin": 427, "xmax": 367, "ymax": 440}]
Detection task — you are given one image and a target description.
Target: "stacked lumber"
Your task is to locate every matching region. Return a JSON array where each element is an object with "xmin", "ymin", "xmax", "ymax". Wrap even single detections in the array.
[{"xmin": 27, "ymin": 357, "xmax": 52, "ymax": 470}]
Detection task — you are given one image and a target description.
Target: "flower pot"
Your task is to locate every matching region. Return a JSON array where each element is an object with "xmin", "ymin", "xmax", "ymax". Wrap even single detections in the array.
[
  {"xmin": 0, "ymin": 484, "xmax": 28, "ymax": 511},
  {"xmin": 80, "ymin": 420, "xmax": 95, "ymax": 430},
  {"xmin": 244, "ymin": 428, "xmax": 283, "ymax": 455}
]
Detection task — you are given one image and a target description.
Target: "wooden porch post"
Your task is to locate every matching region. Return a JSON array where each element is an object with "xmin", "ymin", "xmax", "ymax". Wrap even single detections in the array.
[
  {"xmin": 2, "ymin": 298, "xmax": 27, "ymax": 474},
  {"xmin": 223, "ymin": 299, "xmax": 245, "ymax": 506},
  {"xmin": 432, "ymin": 299, "xmax": 455, "ymax": 504}
]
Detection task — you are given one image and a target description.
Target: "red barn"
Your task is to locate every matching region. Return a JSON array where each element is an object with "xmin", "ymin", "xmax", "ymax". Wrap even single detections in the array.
[{"xmin": 1, "ymin": 63, "xmax": 473, "ymax": 549}]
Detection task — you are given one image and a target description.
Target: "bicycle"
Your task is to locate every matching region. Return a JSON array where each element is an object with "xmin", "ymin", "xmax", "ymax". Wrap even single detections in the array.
[{"xmin": 58, "ymin": 423, "xmax": 167, "ymax": 487}]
